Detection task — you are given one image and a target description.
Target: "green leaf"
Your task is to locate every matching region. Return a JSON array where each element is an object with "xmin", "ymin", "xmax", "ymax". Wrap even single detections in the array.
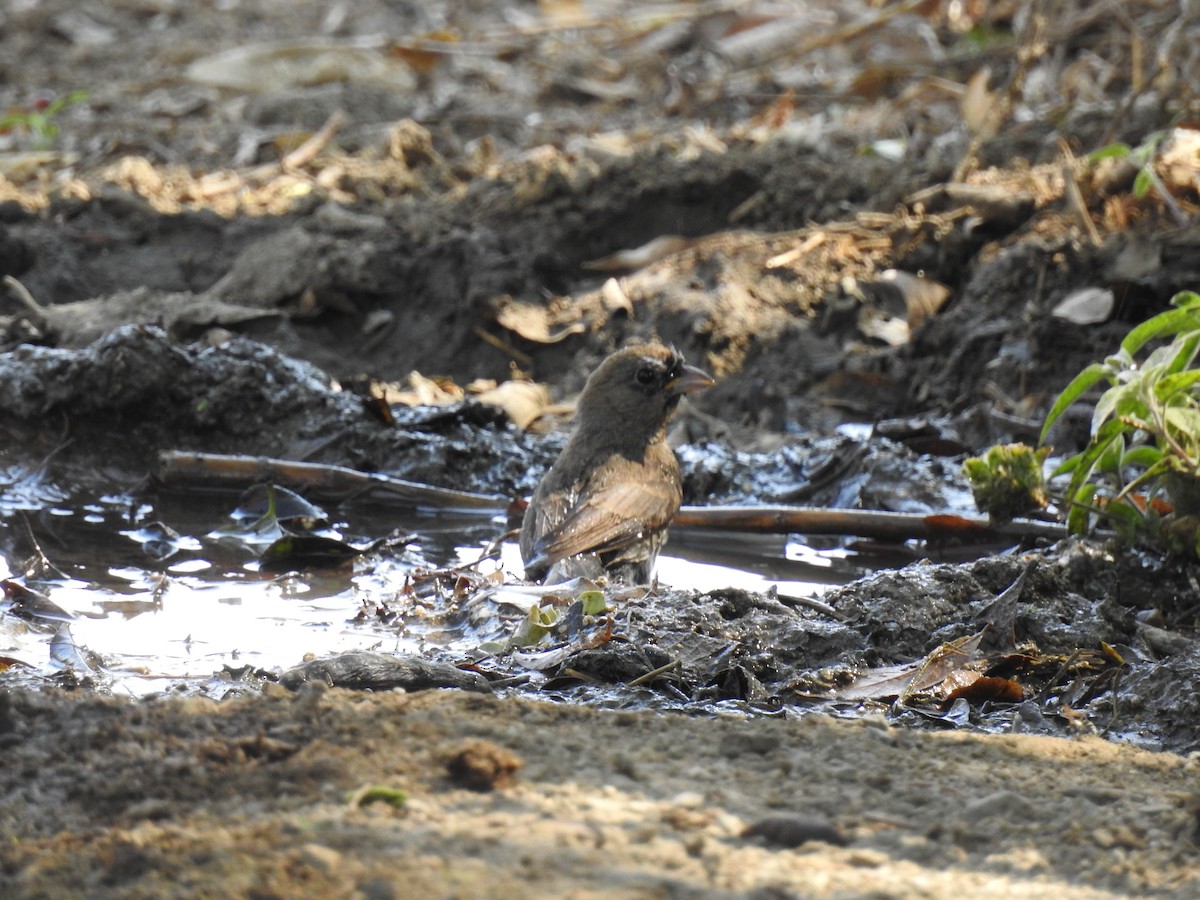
[
  {"xmin": 1102, "ymin": 498, "xmax": 1146, "ymax": 542},
  {"xmin": 1091, "ymin": 378, "xmax": 1145, "ymax": 435},
  {"xmin": 1096, "ymin": 432, "xmax": 1126, "ymax": 474},
  {"xmin": 1133, "ymin": 169, "xmax": 1152, "ymax": 198},
  {"xmin": 1117, "ymin": 454, "xmax": 1173, "ymax": 501},
  {"xmin": 1051, "ymin": 454, "xmax": 1080, "ymax": 478},
  {"xmin": 1121, "ymin": 307, "xmax": 1200, "ymax": 356},
  {"xmin": 1165, "ymin": 330, "xmax": 1200, "ymax": 376},
  {"xmin": 1165, "ymin": 407, "xmax": 1200, "ymax": 444},
  {"xmin": 1040, "ymin": 362, "xmax": 1111, "ymax": 444},
  {"xmin": 1088, "ymin": 142, "xmax": 1131, "ymax": 162},
  {"xmin": 1067, "ymin": 482, "xmax": 1098, "ymax": 534},
  {"xmin": 1154, "ymin": 368, "xmax": 1200, "ymax": 404},
  {"xmin": 1172, "ymin": 290, "xmax": 1200, "ymax": 312},
  {"xmin": 349, "ymin": 785, "xmax": 408, "ymax": 809},
  {"xmin": 578, "ymin": 590, "xmax": 608, "ymax": 616},
  {"xmin": 1142, "ymin": 330, "xmax": 1200, "ymax": 374},
  {"xmin": 1065, "ymin": 418, "xmax": 1127, "ymax": 509},
  {"xmin": 1120, "ymin": 444, "xmax": 1164, "ymax": 472},
  {"xmin": 510, "ymin": 601, "xmax": 560, "ymax": 648}
]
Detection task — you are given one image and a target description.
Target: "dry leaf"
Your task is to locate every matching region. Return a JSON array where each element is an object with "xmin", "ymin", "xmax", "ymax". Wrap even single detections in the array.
[
  {"xmin": 473, "ymin": 380, "xmax": 550, "ymax": 429},
  {"xmin": 1051, "ymin": 287, "xmax": 1114, "ymax": 325},
  {"xmin": 493, "ymin": 297, "xmax": 586, "ymax": 344},
  {"xmin": 961, "ymin": 67, "xmax": 996, "ymax": 134},
  {"xmin": 944, "ymin": 675, "xmax": 1024, "ymax": 704},
  {"xmin": 583, "ymin": 235, "xmax": 693, "ymax": 272},
  {"xmin": 1158, "ymin": 127, "xmax": 1200, "ymax": 192},
  {"xmin": 389, "ymin": 30, "xmax": 460, "ymax": 77},
  {"xmin": 186, "ymin": 40, "xmax": 416, "ymax": 93},
  {"xmin": 881, "ymin": 269, "xmax": 952, "ymax": 329}
]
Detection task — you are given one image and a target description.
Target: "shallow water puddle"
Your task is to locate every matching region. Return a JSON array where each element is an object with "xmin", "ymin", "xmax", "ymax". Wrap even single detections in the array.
[{"xmin": 1, "ymin": 486, "xmax": 854, "ymax": 697}]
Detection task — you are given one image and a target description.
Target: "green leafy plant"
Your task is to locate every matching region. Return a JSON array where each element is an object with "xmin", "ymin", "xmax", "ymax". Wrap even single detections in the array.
[
  {"xmin": 1089, "ymin": 132, "xmax": 1188, "ymax": 226},
  {"xmin": 0, "ymin": 91, "xmax": 87, "ymax": 150},
  {"xmin": 1040, "ymin": 290, "xmax": 1200, "ymax": 544},
  {"xmin": 962, "ymin": 443, "xmax": 1050, "ymax": 523}
]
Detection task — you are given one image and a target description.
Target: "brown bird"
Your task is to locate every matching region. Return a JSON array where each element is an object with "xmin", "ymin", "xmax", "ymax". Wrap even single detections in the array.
[{"xmin": 520, "ymin": 343, "xmax": 714, "ymax": 584}]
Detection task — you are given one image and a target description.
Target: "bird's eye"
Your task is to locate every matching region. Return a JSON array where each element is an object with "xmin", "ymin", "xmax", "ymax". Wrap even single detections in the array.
[{"xmin": 635, "ymin": 366, "xmax": 656, "ymax": 385}]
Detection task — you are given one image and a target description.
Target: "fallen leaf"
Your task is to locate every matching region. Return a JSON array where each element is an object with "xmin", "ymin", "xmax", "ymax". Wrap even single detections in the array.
[
  {"xmin": 1051, "ymin": 287, "xmax": 1114, "ymax": 325},
  {"xmin": 583, "ymin": 235, "xmax": 693, "ymax": 272},
  {"xmin": 945, "ymin": 675, "xmax": 1024, "ymax": 703},
  {"xmin": 186, "ymin": 39, "xmax": 416, "ymax": 93}
]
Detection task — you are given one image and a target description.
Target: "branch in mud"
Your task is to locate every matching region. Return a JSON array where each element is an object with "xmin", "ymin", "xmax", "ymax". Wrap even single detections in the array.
[
  {"xmin": 155, "ymin": 450, "xmax": 509, "ymax": 513},
  {"xmin": 672, "ymin": 506, "xmax": 1067, "ymax": 543},
  {"xmin": 157, "ymin": 451, "xmax": 1066, "ymax": 545}
]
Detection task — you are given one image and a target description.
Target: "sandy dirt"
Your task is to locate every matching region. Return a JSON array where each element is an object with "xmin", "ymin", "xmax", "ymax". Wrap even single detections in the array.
[{"xmin": 3, "ymin": 687, "xmax": 1199, "ymax": 899}]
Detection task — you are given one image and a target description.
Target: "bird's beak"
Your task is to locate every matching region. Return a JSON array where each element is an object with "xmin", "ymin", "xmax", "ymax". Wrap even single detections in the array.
[{"xmin": 666, "ymin": 364, "xmax": 715, "ymax": 396}]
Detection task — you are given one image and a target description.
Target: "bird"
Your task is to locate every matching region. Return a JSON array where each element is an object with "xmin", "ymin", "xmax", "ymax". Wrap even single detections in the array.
[{"xmin": 520, "ymin": 343, "xmax": 714, "ymax": 584}]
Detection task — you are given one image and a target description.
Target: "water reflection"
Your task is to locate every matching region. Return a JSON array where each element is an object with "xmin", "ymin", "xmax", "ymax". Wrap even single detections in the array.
[{"xmin": 1, "ymin": 488, "xmax": 885, "ymax": 698}]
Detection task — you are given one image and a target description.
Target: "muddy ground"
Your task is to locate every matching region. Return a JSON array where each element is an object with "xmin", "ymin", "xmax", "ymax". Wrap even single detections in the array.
[{"xmin": 3, "ymin": 1, "xmax": 1200, "ymax": 897}]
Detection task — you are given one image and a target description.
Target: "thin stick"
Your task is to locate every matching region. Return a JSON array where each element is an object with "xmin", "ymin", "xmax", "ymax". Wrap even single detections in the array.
[
  {"xmin": 672, "ymin": 505, "xmax": 1066, "ymax": 542},
  {"xmin": 156, "ymin": 450, "xmax": 507, "ymax": 512},
  {"xmin": 628, "ymin": 658, "xmax": 682, "ymax": 687},
  {"xmin": 156, "ymin": 452, "xmax": 1069, "ymax": 544},
  {"xmin": 3, "ymin": 275, "xmax": 46, "ymax": 318},
  {"xmin": 282, "ymin": 110, "xmax": 345, "ymax": 170}
]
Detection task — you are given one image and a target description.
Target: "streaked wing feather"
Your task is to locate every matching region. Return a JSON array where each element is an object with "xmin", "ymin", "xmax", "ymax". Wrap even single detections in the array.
[{"xmin": 530, "ymin": 477, "xmax": 678, "ymax": 568}]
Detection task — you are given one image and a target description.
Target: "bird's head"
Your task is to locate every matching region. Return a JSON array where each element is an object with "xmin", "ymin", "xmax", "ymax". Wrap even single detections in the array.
[{"xmin": 574, "ymin": 343, "xmax": 714, "ymax": 442}]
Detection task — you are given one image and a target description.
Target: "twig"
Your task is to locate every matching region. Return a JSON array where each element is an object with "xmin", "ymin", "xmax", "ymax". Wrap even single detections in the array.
[
  {"xmin": 775, "ymin": 592, "xmax": 846, "ymax": 621},
  {"xmin": 672, "ymin": 505, "xmax": 1066, "ymax": 543},
  {"xmin": 1059, "ymin": 138, "xmax": 1103, "ymax": 246},
  {"xmin": 156, "ymin": 450, "xmax": 507, "ymax": 513},
  {"xmin": 157, "ymin": 452, "xmax": 1069, "ymax": 544},
  {"xmin": 628, "ymin": 658, "xmax": 682, "ymax": 687},
  {"xmin": 3, "ymin": 275, "xmax": 47, "ymax": 322},
  {"xmin": 764, "ymin": 232, "xmax": 826, "ymax": 269},
  {"xmin": 473, "ymin": 327, "xmax": 534, "ymax": 368},
  {"xmin": 282, "ymin": 110, "xmax": 345, "ymax": 170}
]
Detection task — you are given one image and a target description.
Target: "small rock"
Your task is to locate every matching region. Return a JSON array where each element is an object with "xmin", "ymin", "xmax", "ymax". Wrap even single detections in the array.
[
  {"xmin": 299, "ymin": 843, "xmax": 342, "ymax": 873},
  {"xmin": 741, "ymin": 812, "xmax": 847, "ymax": 848},
  {"xmin": 446, "ymin": 739, "xmax": 523, "ymax": 791},
  {"xmin": 959, "ymin": 789, "xmax": 1036, "ymax": 821}
]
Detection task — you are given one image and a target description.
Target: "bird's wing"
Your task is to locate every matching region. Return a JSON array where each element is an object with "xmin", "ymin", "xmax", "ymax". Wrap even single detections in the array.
[{"xmin": 526, "ymin": 472, "xmax": 680, "ymax": 571}]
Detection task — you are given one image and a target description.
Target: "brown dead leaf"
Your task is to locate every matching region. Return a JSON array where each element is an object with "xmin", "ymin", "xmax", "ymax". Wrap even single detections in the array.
[
  {"xmin": 944, "ymin": 675, "xmax": 1024, "ymax": 704},
  {"xmin": 886, "ymin": 269, "xmax": 952, "ymax": 330},
  {"xmin": 898, "ymin": 629, "xmax": 987, "ymax": 703},
  {"xmin": 493, "ymin": 297, "xmax": 586, "ymax": 344},
  {"xmin": 538, "ymin": 0, "xmax": 589, "ymax": 26},
  {"xmin": 472, "ymin": 380, "xmax": 550, "ymax": 429},
  {"xmin": 749, "ymin": 89, "xmax": 796, "ymax": 130},
  {"xmin": 389, "ymin": 30, "xmax": 460, "ymax": 76},
  {"xmin": 186, "ymin": 39, "xmax": 416, "ymax": 93},
  {"xmin": 961, "ymin": 67, "xmax": 997, "ymax": 134},
  {"xmin": 583, "ymin": 235, "xmax": 693, "ymax": 272},
  {"xmin": 385, "ymin": 371, "xmax": 464, "ymax": 407}
]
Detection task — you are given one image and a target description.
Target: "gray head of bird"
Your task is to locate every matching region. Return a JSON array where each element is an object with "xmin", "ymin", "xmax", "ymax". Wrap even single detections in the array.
[{"xmin": 573, "ymin": 343, "xmax": 714, "ymax": 446}]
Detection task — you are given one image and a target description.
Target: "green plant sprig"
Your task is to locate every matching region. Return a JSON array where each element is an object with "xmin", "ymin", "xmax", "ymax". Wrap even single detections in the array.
[
  {"xmin": 1041, "ymin": 290, "xmax": 1200, "ymax": 543},
  {"xmin": 0, "ymin": 90, "xmax": 87, "ymax": 150}
]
